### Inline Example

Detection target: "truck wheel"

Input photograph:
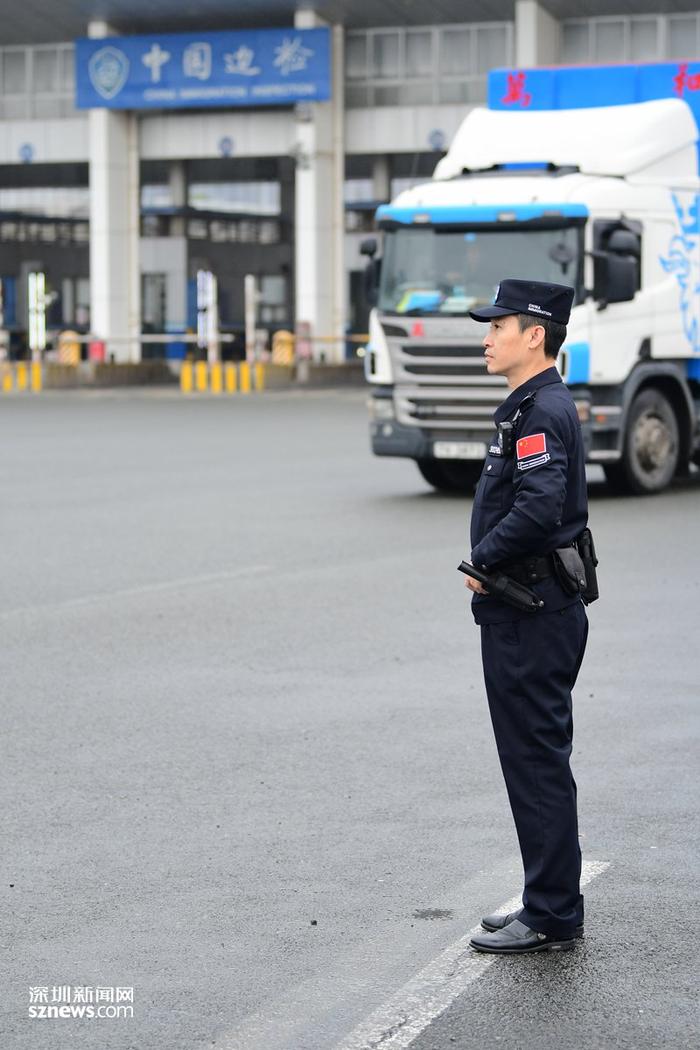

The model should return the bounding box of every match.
[604,389,679,494]
[416,459,482,493]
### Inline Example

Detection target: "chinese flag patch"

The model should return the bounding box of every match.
[516,432,547,460]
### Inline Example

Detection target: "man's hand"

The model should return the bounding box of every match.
[465,575,488,596]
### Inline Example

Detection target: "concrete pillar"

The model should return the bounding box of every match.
[294,10,345,362]
[88,21,141,362]
[372,155,390,202]
[515,1,560,67]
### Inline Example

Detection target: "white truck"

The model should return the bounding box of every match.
[362,94,700,494]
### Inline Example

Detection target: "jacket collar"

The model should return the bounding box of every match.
[494,366,562,423]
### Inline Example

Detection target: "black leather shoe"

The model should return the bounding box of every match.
[481,908,584,938]
[470,918,579,954]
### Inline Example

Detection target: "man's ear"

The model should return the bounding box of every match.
[529,324,546,352]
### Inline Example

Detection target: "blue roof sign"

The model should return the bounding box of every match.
[76,28,330,110]
[488,61,700,130]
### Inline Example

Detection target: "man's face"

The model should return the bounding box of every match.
[482,314,543,379]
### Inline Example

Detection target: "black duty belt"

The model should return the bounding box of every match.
[498,555,555,585]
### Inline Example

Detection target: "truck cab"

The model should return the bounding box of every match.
[364,88,700,494]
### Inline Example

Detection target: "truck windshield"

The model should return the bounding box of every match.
[378,225,582,315]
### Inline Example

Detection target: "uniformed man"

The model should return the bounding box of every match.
[465,278,589,954]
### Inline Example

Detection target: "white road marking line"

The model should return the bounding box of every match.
[334,860,610,1050]
[0,564,273,619]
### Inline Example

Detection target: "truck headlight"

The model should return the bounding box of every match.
[574,399,591,423]
[368,397,395,421]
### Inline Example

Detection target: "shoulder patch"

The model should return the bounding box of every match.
[516,452,551,471]
[516,432,547,460]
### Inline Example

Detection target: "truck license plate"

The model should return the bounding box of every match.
[433,441,486,460]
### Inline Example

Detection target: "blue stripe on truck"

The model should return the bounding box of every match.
[375,203,588,225]
[564,342,590,384]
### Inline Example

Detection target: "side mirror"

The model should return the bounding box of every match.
[593,252,638,309]
[364,257,381,306]
[360,237,378,258]
[607,228,640,256]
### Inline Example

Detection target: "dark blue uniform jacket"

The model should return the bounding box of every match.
[469,366,588,624]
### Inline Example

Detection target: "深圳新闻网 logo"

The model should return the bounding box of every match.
[88,46,129,100]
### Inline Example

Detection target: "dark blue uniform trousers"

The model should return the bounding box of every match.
[480,601,588,938]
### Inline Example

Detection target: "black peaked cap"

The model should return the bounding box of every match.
[469,278,574,326]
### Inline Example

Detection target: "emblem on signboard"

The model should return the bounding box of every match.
[88,46,129,100]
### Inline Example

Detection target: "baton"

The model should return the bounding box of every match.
[457,560,545,613]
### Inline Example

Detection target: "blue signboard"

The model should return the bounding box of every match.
[488,61,700,132]
[75,28,331,110]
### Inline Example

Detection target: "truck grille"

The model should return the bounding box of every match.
[400,344,484,358]
[403,364,483,376]
[388,337,507,430]
[395,385,505,430]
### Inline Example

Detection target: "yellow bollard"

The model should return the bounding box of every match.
[2,367,12,394]
[195,361,208,393]
[57,331,81,365]
[180,361,193,394]
[210,362,223,394]
[16,363,28,391]
[239,362,251,394]
[224,362,237,394]
[271,329,294,365]
[30,361,42,392]
[254,363,265,392]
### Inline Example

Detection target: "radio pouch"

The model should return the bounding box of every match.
[576,527,600,605]
[552,545,587,597]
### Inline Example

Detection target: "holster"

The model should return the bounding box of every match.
[576,527,600,605]
[552,545,588,597]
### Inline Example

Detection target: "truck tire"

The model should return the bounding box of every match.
[417,458,482,493]
[604,388,679,494]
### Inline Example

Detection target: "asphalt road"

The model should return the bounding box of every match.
[1,388,698,1050]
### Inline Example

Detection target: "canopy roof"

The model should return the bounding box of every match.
[8,2,700,46]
